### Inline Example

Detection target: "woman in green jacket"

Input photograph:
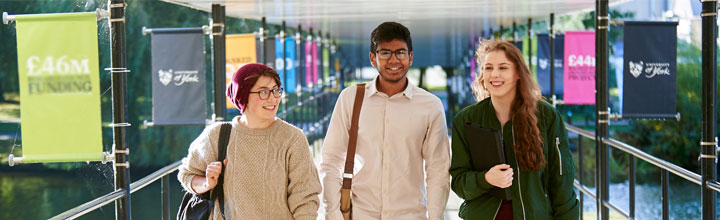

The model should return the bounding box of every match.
[450,40,579,220]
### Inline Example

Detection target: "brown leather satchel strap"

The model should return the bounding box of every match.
[342,83,365,190]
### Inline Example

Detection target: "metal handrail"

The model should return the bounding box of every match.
[602,137,702,186]
[130,160,183,194]
[565,124,595,140]
[50,189,126,220]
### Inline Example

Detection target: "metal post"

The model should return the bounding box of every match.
[282,21,287,115]
[701,1,718,220]
[512,21,517,44]
[661,169,669,220]
[161,175,169,220]
[261,17,266,65]
[499,25,504,40]
[595,1,610,219]
[629,156,635,219]
[211,4,226,120]
[528,18,533,73]
[109,0,131,219]
[578,136,584,214]
[549,13,555,105]
[296,24,302,127]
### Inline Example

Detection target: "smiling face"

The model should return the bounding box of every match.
[482,50,520,101]
[370,39,413,83]
[244,75,281,123]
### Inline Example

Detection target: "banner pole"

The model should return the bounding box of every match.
[528,18,533,74]
[211,4,226,121]
[595,0,610,219]
[549,13,555,106]
[701,0,717,219]
[108,0,131,219]
[282,21,288,115]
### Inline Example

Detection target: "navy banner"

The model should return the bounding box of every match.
[537,34,564,95]
[512,40,523,51]
[151,28,207,125]
[622,21,677,118]
[264,38,276,69]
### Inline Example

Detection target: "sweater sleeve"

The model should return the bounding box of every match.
[177,124,219,194]
[286,132,322,220]
[547,110,580,220]
[449,114,495,201]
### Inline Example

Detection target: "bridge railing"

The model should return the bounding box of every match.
[567,123,720,220]
[49,88,339,220]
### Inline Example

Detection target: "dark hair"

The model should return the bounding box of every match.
[369,22,412,53]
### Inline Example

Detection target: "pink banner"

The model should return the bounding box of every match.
[312,41,319,84]
[563,31,596,105]
[305,41,312,85]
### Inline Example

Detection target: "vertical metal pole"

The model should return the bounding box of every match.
[549,13,556,106]
[296,24,302,127]
[499,25,504,40]
[161,175,169,220]
[595,1,610,219]
[661,169,669,220]
[528,18,533,73]
[701,1,718,220]
[512,21,517,44]
[109,1,130,219]
[578,136,584,215]
[629,156,635,219]
[282,21,287,115]
[261,17,267,65]
[328,32,332,89]
[211,4,226,120]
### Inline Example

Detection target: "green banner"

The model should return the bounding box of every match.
[15,12,103,163]
[323,48,330,85]
[522,36,538,82]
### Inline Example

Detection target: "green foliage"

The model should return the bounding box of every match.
[0,0,292,169]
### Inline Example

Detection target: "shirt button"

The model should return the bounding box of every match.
[383,189,387,193]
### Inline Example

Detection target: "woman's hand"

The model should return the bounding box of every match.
[485,164,513,188]
[191,159,228,194]
[204,159,228,189]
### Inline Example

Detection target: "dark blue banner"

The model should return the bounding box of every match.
[536,34,564,95]
[512,40,523,51]
[622,21,677,118]
[151,29,206,125]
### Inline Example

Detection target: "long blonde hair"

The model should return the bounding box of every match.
[473,40,546,171]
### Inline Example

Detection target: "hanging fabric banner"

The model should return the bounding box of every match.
[15,12,102,163]
[226,34,257,109]
[622,21,677,118]
[264,38,276,70]
[522,36,538,81]
[536,34,565,95]
[312,41,319,84]
[305,40,313,85]
[323,47,330,85]
[151,28,207,124]
[283,37,297,93]
[563,31,596,105]
[512,40,523,52]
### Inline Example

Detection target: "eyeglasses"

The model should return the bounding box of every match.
[375,49,409,60]
[249,87,284,100]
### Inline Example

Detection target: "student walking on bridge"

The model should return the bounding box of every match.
[320,21,451,220]
[178,64,322,220]
[450,40,579,220]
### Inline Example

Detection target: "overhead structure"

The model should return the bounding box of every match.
[162,0,629,67]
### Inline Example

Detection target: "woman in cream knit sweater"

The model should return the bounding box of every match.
[178,64,321,220]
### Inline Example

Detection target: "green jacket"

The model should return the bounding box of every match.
[450,98,579,220]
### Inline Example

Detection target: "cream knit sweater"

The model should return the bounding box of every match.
[178,117,321,220]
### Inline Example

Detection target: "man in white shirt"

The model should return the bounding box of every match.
[320,21,450,220]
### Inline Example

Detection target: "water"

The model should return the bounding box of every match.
[0,164,185,220]
[2,166,719,219]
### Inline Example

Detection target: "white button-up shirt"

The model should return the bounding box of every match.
[321,77,451,220]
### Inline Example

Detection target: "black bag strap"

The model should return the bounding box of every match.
[211,122,232,219]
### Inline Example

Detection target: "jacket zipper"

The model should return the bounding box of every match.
[556,137,563,175]
[511,126,527,220]
[492,200,502,219]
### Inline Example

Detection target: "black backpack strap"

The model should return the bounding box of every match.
[211,122,232,219]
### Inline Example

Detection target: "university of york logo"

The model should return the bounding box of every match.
[539,58,549,70]
[629,61,643,78]
[158,69,173,86]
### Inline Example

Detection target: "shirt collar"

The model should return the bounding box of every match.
[367,75,415,100]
